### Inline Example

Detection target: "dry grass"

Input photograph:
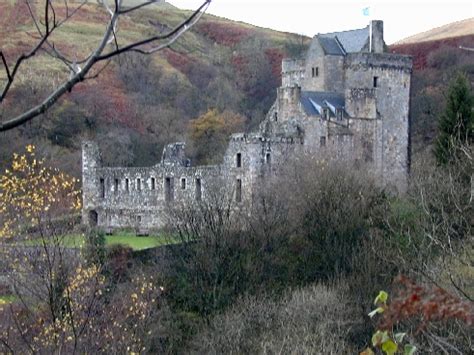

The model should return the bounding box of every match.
[396,18,474,44]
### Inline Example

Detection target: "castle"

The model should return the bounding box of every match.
[82,20,412,231]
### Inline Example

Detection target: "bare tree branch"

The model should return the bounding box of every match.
[0,0,212,132]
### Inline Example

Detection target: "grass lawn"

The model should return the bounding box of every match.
[0,295,15,305]
[25,232,178,251]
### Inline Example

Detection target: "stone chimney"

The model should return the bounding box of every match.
[370,20,385,53]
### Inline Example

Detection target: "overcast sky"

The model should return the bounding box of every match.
[168,0,473,44]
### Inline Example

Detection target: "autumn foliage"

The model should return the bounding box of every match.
[197,21,252,46]
[0,147,161,353]
[0,145,81,239]
[188,109,245,164]
[379,276,474,332]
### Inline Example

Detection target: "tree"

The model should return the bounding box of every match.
[0,146,161,353]
[434,73,474,165]
[188,109,245,165]
[0,0,211,132]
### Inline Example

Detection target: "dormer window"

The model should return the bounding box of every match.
[311,67,319,77]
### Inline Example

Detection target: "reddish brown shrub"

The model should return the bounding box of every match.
[379,275,474,332]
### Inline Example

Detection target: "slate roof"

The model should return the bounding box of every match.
[319,26,369,53]
[318,37,345,56]
[300,91,347,118]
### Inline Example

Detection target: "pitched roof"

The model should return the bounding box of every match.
[318,36,345,56]
[319,26,369,53]
[300,91,347,117]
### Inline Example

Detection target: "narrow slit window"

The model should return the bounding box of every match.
[236,179,242,202]
[373,76,378,88]
[151,177,155,190]
[236,153,242,168]
[274,112,278,121]
[195,178,202,201]
[114,178,119,193]
[100,178,105,198]
[165,177,174,202]
[181,178,186,190]
[125,178,129,193]
[137,178,141,191]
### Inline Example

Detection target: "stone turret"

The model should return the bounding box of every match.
[282,59,305,87]
[82,141,101,226]
[277,85,302,122]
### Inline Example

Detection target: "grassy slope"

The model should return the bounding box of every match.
[0,0,308,174]
[395,18,474,44]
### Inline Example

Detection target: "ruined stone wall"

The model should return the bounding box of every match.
[277,86,302,123]
[82,141,224,230]
[282,59,305,87]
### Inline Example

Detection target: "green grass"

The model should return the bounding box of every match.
[25,232,178,251]
[0,295,15,305]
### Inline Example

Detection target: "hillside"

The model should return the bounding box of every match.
[395,18,474,44]
[390,28,474,153]
[0,0,310,175]
[1,2,473,174]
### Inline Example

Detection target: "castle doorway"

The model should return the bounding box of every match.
[89,210,98,227]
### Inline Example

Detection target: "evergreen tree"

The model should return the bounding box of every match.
[434,73,474,164]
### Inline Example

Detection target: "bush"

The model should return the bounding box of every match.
[191,284,362,353]
[83,228,106,266]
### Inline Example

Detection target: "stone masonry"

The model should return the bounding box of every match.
[82,20,413,231]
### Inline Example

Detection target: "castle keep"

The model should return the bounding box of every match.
[82,20,412,231]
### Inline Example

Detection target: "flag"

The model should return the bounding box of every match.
[362,7,370,16]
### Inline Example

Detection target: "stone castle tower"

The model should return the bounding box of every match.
[82,20,412,231]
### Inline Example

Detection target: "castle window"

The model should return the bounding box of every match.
[125,178,129,193]
[151,177,155,190]
[137,178,141,191]
[236,153,242,168]
[195,178,202,201]
[266,153,271,165]
[181,178,186,190]
[322,108,329,119]
[236,179,242,203]
[312,67,319,77]
[114,178,119,193]
[165,177,174,202]
[100,178,105,198]
[274,112,278,122]
[336,109,343,121]
[320,136,326,147]
[373,76,378,88]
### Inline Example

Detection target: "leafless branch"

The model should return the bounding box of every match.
[459,45,474,52]
[0,0,212,132]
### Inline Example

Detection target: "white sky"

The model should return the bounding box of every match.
[168,0,474,44]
